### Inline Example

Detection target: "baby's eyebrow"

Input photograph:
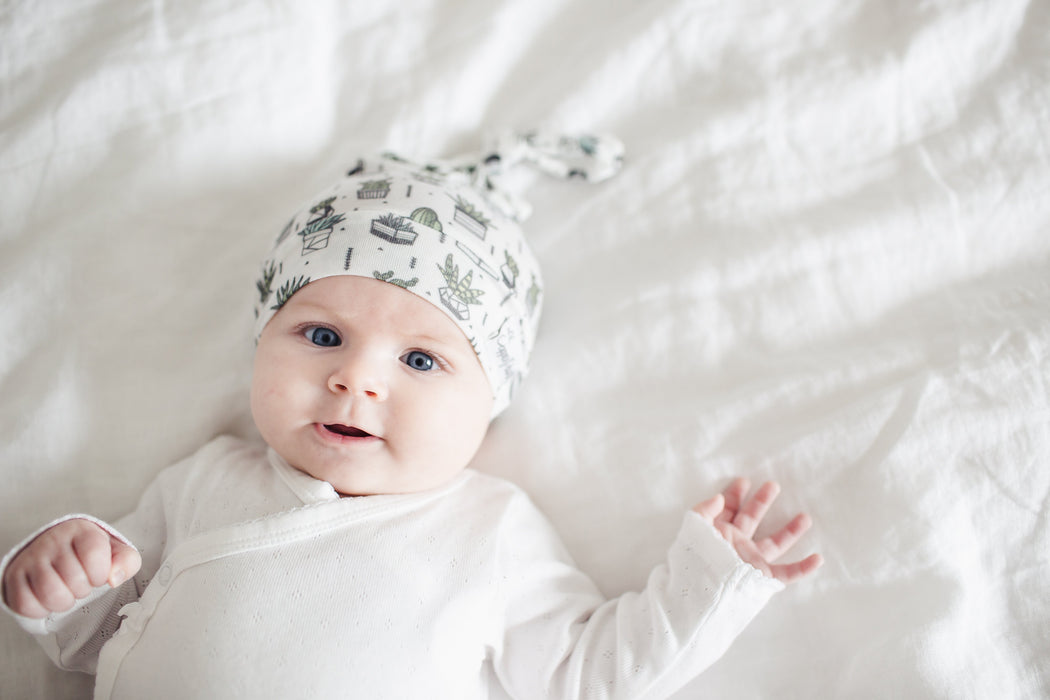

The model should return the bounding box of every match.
[286,299,333,315]
[407,331,460,350]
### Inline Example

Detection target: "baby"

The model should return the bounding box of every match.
[1,132,821,699]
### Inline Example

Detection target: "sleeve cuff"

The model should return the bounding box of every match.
[676,510,785,596]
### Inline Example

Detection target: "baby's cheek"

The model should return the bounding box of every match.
[448,406,492,468]
[249,375,289,434]
[251,353,296,404]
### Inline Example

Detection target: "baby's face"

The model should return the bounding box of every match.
[250,276,494,496]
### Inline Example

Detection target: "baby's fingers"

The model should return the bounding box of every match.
[767,553,824,584]
[3,566,65,619]
[71,525,119,589]
[756,512,812,562]
[108,539,141,588]
[714,478,750,528]
[691,494,725,523]
[73,530,139,588]
[732,481,779,539]
[2,519,140,619]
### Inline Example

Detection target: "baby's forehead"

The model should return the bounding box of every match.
[288,276,471,343]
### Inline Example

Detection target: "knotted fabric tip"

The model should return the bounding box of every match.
[451,129,625,221]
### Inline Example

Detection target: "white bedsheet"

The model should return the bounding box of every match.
[2,1,1048,698]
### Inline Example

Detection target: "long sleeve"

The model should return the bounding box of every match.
[0,440,231,675]
[0,436,313,684]
[0,511,157,674]
[492,507,784,699]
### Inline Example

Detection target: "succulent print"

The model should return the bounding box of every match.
[453,195,491,239]
[256,260,277,304]
[437,254,484,320]
[373,270,419,289]
[501,250,519,289]
[357,179,392,199]
[272,275,310,311]
[370,213,418,244]
[300,197,345,255]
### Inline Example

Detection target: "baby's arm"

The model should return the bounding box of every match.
[0,513,149,673]
[2,518,142,619]
[494,477,822,698]
[0,462,177,673]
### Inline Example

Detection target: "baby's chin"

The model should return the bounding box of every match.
[289,455,473,498]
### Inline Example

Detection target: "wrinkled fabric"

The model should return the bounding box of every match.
[1,1,1048,699]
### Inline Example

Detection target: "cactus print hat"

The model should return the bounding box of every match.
[253,130,624,417]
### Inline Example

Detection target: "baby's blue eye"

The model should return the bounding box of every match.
[306,327,341,347]
[402,350,435,371]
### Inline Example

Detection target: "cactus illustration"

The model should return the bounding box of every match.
[373,270,419,289]
[357,179,392,199]
[437,254,484,320]
[256,260,277,304]
[272,275,310,311]
[409,207,443,232]
[453,195,491,239]
[370,213,418,244]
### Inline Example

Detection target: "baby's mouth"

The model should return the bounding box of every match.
[323,423,373,438]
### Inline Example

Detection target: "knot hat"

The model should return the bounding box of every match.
[254,130,624,417]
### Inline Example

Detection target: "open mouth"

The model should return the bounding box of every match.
[323,424,373,438]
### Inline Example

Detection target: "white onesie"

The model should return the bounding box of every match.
[1,436,782,699]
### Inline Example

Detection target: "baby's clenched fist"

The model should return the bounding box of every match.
[2,518,141,619]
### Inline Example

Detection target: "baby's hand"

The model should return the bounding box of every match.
[693,478,823,584]
[2,518,141,619]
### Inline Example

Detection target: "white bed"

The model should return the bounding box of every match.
[2,1,1048,698]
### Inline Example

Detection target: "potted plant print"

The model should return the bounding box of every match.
[357,179,392,199]
[370,213,418,245]
[300,197,346,254]
[437,254,484,320]
[453,195,490,239]
[500,250,519,289]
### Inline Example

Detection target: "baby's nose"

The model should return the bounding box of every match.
[327,357,388,400]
